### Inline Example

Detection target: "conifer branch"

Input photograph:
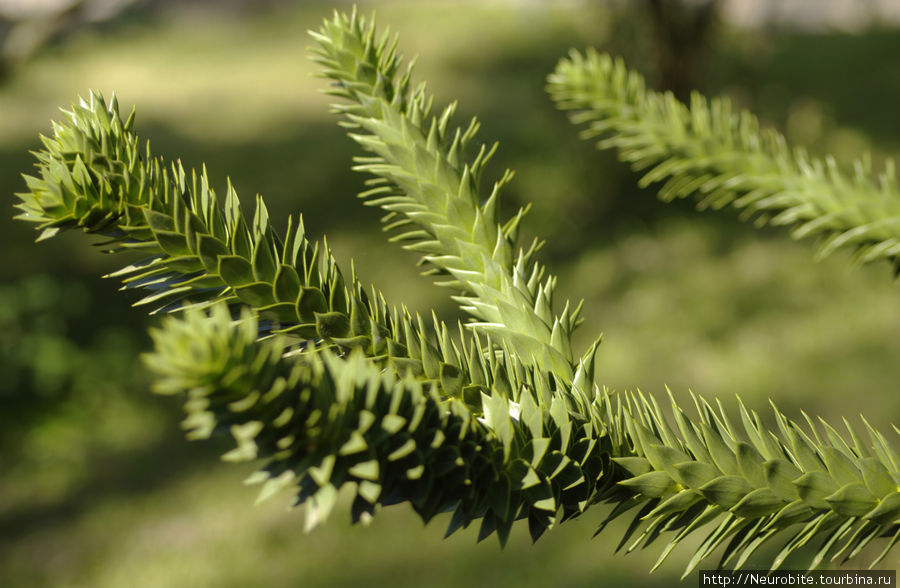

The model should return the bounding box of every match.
[546,48,900,571]
[547,50,900,272]
[10,88,611,545]
[12,93,503,399]
[309,10,587,382]
[601,392,900,576]
[143,304,900,573]
[144,303,610,545]
[10,10,900,577]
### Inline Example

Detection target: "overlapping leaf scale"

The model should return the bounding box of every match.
[548,50,900,271]
[597,391,900,576]
[15,94,143,240]
[309,9,587,382]
[144,304,611,545]
[13,92,508,394]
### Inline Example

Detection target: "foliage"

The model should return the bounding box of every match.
[547,49,900,271]
[12,7,899,578]
[310,13,586,379]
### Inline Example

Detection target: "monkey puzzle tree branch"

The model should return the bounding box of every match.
[548,50,900,273]
[10,8,900,576]
[310,10,590,384]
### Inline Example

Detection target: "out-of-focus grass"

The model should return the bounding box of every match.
[562,219,900,422]
[3,460,678,588]
[2,1,899,585]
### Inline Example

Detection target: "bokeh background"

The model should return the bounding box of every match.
[2,1,899,586]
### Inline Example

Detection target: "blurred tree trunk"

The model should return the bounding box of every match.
[646,0,720,99]
[0,0,138,78]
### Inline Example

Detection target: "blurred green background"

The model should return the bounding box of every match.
[2,1,899,586]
